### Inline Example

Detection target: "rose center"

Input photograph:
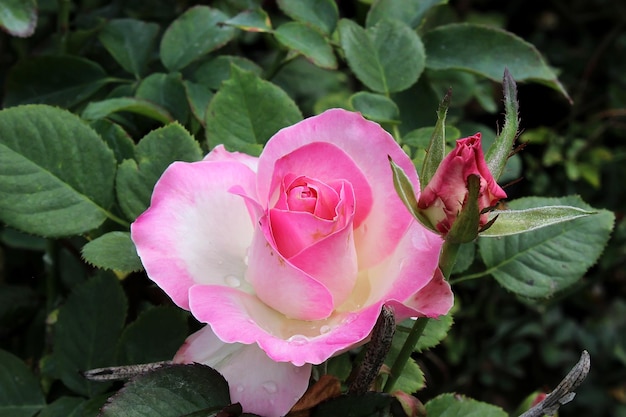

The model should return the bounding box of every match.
[287,184,318,213]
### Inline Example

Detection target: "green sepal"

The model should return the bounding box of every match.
[420,89,451,188]
[480,205,595,237]
[388,157,436,232]
[445,174,481,244]
[486,68,519,181]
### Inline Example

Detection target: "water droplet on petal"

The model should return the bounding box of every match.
[320,325,331,335]
[287,334,309,345]
[224,275,241,287]
[262,381,278,394]
[236,385,245,393]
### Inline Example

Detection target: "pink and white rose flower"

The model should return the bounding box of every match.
[131,109,453,416]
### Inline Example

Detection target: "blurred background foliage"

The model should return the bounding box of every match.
[0,0,624,416]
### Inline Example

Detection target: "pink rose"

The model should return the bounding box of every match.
[418,133,507,235]
[131,109,453,416]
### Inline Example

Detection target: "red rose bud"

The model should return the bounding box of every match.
[418,133,507,237]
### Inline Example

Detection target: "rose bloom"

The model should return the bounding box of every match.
[131,109,453,416]
[418,133,507,235]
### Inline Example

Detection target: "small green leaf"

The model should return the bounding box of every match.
[52,273,127,397]
[223,8,272,32]
[486,68,519,180]
[193,55,263,90]
[420,90,451,188]
[116,123,203,221]
[98,18,160,78]
[366,0,448,29]
[184,81,214,125]
[275,22,337,69]
[0,0,37,37]
[481,205,594,237]
[160,6,235,71]
[339,19,425,94]
[276,0,338,35]
[4,56,110,108]
[82,97,174,124]
[0,105,116,237]
[99,364,231,417]
[136,73,190,124]
[478,196,614,298]
[90,120,135,164]
[0,349,45,417]
[117,307,188,365]
[82,232,143,273]
[205,67,302,155]
[403,312,454,352]
[349,92,399,123]
[423,23,570,101]
[425,393,507,417]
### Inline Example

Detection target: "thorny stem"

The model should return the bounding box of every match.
[518,351,590,417]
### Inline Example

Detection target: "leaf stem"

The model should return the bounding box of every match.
[263,49,290,80]
[103,211,131,228]
[383,317,428,393]
[449,270,490,284]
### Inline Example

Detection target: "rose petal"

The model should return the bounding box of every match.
[400,269,453,318]
[174,326,311,417]
[258,109,420,267]
[188,285,383,366]
[337,220,446,317]
[131,161,257,310]
[246,215,335,320]
[204,144,260,172]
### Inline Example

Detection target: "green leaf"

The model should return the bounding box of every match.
[160,6,236,71]
[478,196,614,298]
[349,92,399,123]
[425,393,507,417]
[82,232,143,273]
[0,349,45,417]
[4,56,110,108]
[420,90,451,188]
[98,18,160,78]
[223,8,272,32]
[205,66,302,155]
[0,105,116,237]
[38,397,85,417]
[184,81,214,125]
[413,312,454,352]
[481,205,594,237]
[117,307,188,365]
[423,23,570,101]
[366,0,448,29]
[275,22,337,69]
[116,123,203,221]
[99,364,231,417]
[90,120,135,164]
[0,0,37,37]
[486,68,519,180]
[193,55,263,90]
[276,0,338,35]
[312,393,393,417]
[52,273,127,397]
[136,72,190,124]
[338,19,425,94]
[82,97,174,124]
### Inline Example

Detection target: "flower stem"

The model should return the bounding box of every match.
[439,240,461,277]
[57,0,71,54]
[383,316,428,393]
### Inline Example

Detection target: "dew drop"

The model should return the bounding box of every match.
[236,385,245,393]
[224,275,241,288]
[320,325,331,335]
[287,334,309,345]
[262,381,278,394]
